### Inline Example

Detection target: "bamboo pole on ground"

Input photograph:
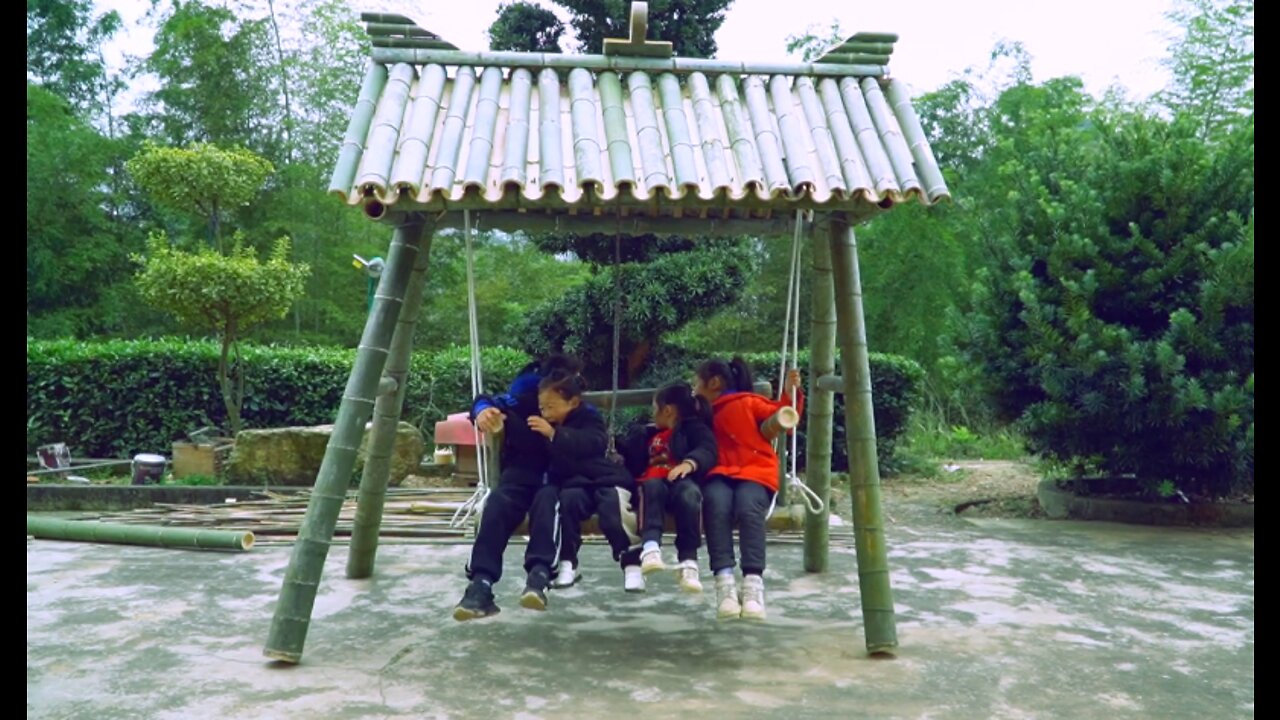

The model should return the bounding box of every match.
[828,211,898,655]
[27,515,253,551]
[346,218,436,579]
[263,215,426,664]
[804,225,837,573]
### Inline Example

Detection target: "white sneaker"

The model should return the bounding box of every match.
[550,560,580,589]
[714,573,741,619]
[677,560,702,593]
[624,564,646,593]
[640,547,666,576]
[741,574,766,621]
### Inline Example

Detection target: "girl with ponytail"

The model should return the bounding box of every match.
[615,381,718,593]
[693,356,803,621]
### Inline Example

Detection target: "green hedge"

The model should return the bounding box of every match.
[27,339,922,475]
[26,339,531,459]
[637,345,925,474]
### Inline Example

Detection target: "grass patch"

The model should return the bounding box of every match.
[902,411,1028,461]
[160,474,223,487]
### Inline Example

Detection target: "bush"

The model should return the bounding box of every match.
[959,108,1254,498]
[26,339,531,459]
[637,344,925,475]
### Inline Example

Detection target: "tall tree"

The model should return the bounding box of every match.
[26,0,120,115]
[520,235,752,388]
[140,1,282,157]
[581,0,733,57]
[957,90,1253,497]
[489,1,565,52]
[26,82,126,337]
[1160,0,1254,141]
[482,0,745,386]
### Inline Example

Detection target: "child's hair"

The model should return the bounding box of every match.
[538,368,588,401]
[695,356,754,393]
[539,353,583,378]
[655,381,712,424]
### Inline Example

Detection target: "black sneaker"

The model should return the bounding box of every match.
[453,580,500,622]
[519,567,550,611]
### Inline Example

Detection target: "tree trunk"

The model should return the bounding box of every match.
[626,337,651,388]
[265,0,296,163]
[211,197,222,253]
[217,316,243,436]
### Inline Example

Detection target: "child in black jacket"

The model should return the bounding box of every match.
[453,354,580,621]
[617,382,717,593]
[534,370,638,597]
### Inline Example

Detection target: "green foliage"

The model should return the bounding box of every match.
[133,233,309,332]
[26,82,135,334]
[404,345,535,433]
[26,340,533,459]
[415,231,591,353]
[637,345,924,475]
[784,19,843,62]
[489,2,565,52]
[958,102,1254,498]
[141,1,282,156]
[26,0,121,117]
[1160,0,1253,141]
[546,0,733,57]
[902,409,1029,461]
[520,239,752,388]
[126,142,274,246]
[132,232,310,433]
[161,473,222,486]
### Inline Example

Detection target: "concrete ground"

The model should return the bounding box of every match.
[27,515,1253,720]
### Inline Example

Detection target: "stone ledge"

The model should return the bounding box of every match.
[26,485,305,512]
[1037,479,1253,528]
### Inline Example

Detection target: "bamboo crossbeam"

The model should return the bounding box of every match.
[368,48,887,78]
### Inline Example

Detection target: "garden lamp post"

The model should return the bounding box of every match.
[352,254,384,313]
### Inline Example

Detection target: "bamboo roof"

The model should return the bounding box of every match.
[330,9,950,228]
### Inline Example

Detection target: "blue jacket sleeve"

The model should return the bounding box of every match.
[470,366,540,420]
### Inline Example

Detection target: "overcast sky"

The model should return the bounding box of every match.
[96,0,1180,106]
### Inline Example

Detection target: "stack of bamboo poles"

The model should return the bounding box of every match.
[79,488,480,545]
[71,488,856,547]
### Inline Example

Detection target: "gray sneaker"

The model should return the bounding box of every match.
[740,574,766,621]
[715,573,741,620]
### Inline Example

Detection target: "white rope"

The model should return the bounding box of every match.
[769,211,825,518]
[606,224,622,461]
[453,209,490,529]
[777,213,803,392]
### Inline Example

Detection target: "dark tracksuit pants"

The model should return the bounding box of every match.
[638,477,703,562]
[558,482,635,568]
[702,474,773,576]
[466,466,560,585]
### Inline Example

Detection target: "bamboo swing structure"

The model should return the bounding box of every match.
[263,3,950,664]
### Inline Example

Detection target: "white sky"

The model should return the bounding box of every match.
[97,0,1179,107]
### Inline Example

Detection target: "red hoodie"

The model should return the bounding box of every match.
[707,388,805,492]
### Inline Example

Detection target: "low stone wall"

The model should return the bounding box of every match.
[1037,479,1253,528]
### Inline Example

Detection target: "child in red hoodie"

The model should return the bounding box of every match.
[694,357,803,621]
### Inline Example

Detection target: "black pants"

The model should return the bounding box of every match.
[702,474,773,576]
[466,466,559,585]
[558,484,635,568]
[638,478,702,562]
